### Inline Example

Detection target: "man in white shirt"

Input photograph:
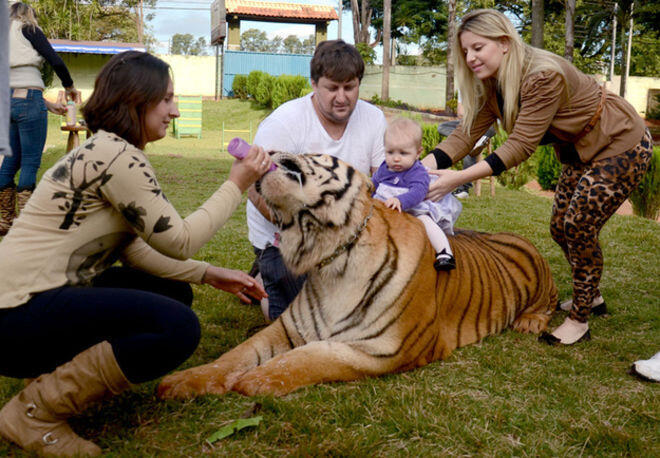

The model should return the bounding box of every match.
[247,39,387,321]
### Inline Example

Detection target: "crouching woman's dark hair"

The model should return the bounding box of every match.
[83,51,171,148]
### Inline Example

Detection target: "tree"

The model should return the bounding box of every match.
[446,0,456,111]
[564,0,576,61]
[32,0,158,47]
[240,28,271,52]
[170,33,208,56]
[283,35,303,54]
[381,0,391,100]
[531,0,544,48]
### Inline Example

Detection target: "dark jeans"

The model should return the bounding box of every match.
[254,245,306,321]
[1,89,48,190]
[0,267,200,384]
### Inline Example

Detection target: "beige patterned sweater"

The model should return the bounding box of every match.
[0,130,242,309]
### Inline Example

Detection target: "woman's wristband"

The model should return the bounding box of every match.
[484,153,507,176]
[430,148,452,169]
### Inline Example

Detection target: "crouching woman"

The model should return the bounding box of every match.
[0,51,271,456]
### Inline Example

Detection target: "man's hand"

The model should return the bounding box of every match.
[384,197,402,212]
[202,265,267,304]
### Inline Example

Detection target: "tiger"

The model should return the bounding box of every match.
[157,153,557,398]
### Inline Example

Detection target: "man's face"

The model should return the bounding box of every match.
[311,76,360,124]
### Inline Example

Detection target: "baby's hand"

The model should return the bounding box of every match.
[385,197,401,212]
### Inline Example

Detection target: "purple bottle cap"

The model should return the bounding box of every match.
[227,137,277,171]
[227,137,250,159]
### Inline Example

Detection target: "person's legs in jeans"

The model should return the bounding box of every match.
[256,245,306,321]
[15,90,47,192]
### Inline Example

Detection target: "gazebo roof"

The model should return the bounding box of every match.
[225,0,338,23]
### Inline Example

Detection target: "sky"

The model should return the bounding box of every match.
[146,0,357,55]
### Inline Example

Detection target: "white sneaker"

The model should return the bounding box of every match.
[559,295,607,315]
[453,191,469,199]
[632,352,660,382]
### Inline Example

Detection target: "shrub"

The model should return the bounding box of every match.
[421,123,441,158]
[355,43,376,65]
[255,74,275,108]
[647,94,660,120]
[536,144,562,190]
[491,126,537,189]
[246,70,265,99]
[630,147,660,220]
[271,75,311,109]
[232,75,248,99]
[299,86,312,97]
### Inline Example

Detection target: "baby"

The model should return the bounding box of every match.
[372,118,462,271]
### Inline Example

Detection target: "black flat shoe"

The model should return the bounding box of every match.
[591,302,608,316]
[538,329,591,346]
[434,254,456,271]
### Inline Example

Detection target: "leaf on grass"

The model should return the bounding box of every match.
[206,416,263,444]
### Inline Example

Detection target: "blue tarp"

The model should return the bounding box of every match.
[50,43,146,55]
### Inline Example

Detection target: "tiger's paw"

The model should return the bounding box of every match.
[512,312,551,334]
[157,368,227,399]
[233,369,294,397]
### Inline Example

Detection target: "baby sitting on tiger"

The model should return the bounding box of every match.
[372,118,462,271]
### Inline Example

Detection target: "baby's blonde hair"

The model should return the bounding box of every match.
[385,117,423,150]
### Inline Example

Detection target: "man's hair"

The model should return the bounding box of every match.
[310,40,365,83]
[83,51,171,148]
[385,117,423,150]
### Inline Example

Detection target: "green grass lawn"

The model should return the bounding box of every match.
[1,100,659,456]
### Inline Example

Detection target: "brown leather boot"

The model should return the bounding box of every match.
[0,341,131,456]
[16,188,33,214]
[0,185,16,236]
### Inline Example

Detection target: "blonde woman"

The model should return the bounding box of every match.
[422,9,651,345]
[0,2,81,235]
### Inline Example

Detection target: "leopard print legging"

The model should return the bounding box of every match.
[550,129,653,323]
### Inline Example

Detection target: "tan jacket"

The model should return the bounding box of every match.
[439,58,646,168]
[0,131,242,309]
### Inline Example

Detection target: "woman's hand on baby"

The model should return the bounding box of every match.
[228,145,272,192]
[385,197,402,212]
[426,169,463,201]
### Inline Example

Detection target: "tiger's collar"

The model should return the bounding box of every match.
[316,205,374,269]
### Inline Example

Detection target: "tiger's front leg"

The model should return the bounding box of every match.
[157,320,293,399]
[232,341,389,396]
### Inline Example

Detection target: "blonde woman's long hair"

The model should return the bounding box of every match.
[454,9,567,134]
[9,2,40,31]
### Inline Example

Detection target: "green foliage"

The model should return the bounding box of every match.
[355,43,376,65]
[31,0,157,45]
[396,54,418,66]
[421,123,441,157]
[446,96,458,113]
[246,71,265,99]
[170,33,208,56]
[647,94,660,120]
[491,126,538,190]
[231,75,248,100]
[40,62,54,89]
[630,147,660,220]
[255,74,275,108]
[271,75,311,109]
[536,144,562,191]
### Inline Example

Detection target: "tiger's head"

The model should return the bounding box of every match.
[256,153,374,275]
